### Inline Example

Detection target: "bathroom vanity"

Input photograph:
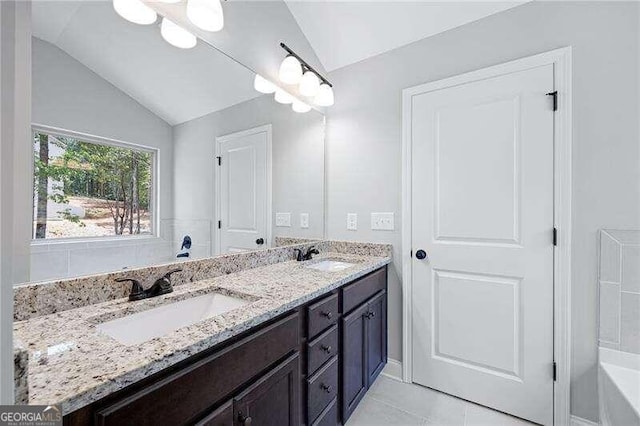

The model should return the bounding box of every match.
[14,241,391,426]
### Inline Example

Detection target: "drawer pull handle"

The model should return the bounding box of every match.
[365,311,375,319]
[238,412,252,425]
[320,383,332,393]
[320,344,332,354]
[320,311,333,319]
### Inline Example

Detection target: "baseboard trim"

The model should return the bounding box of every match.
[571,415,599,426]
[382,358,402,381]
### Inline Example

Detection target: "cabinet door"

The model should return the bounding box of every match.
[195,400,233,426]
[233,353,300,426]
[341,302,369,421]
[366,291,387,386]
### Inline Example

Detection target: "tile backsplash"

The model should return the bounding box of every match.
[599,229,640,354]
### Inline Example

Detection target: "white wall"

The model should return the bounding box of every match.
[173,94,325,255]
[325,1,640,422]
[0,0,31,402]
[29,38,175,282]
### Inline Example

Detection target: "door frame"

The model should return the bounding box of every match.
[214,124,272,255]
[401,47,572,425]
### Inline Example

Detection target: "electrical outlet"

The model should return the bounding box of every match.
[371,212,394,231]
[275,212,291,227]
[347,213,358,231]
[300,213,309,229]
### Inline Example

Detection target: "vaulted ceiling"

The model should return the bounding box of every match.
[286,1,528,72]
[32,0,260,126]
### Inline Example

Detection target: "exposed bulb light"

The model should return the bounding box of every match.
[274,89,294,104]
[299,71,320,97]
[187,0,224,32]
[161,18,197,49]
[113,0,157,25]
[279,55,302,85]
[254,75,277,94]
[314,83,334,107]
[292,100,311,113]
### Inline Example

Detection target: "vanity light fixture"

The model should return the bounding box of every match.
[279,55,303,85]
[279,43,333,106]
[187,0,224,32]
[315,83,334,107]
[161,18,197,49]
[113,0,157,25]
[292,100,312,113]
[254,74,277,94]
[274,89,294,104]
[299,70,320,97]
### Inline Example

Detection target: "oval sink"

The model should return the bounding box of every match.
[306,260,355,272]
[96,293,249,346]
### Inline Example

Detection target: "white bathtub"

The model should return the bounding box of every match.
[599,348,640,426]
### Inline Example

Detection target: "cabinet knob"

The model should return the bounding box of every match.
[238,412,252,425]
[320,383,332,393]
[320,344,332,354]
[320,311,332,319]
[365,311,376,319]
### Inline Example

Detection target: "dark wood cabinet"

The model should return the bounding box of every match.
[64,266,388,426]
[341,287,388,421]
[233,353,300,426]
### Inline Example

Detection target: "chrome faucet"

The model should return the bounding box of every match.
[116,268,182,301]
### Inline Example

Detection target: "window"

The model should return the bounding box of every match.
[32,129,155,240]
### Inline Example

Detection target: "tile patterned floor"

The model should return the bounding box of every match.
[346,375,537,426]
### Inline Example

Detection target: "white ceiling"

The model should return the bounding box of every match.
[286,1,528,72]
[32,0,260,126]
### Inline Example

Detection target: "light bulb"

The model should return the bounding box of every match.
[299,71,320,97]
[314,83,334,107]
[279,55,302,84]
[113,0,157,25]
[161,18,197,49]
[274,89,294,104]
[254,75,277,94]
[187,0,224,32]
[292,100,311,113]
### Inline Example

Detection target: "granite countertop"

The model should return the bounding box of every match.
[14,252,391,415]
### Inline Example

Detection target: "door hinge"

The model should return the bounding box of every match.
[410,250,413,258]
[553,227,558,246]
[218,220,221,229]
[216,156,221,166]
[546,91,558,111]
[553,362,557,381]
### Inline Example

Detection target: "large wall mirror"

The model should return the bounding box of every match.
[29,1,325,282]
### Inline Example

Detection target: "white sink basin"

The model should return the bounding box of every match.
[96,293,249,346]
[306,260,355,272]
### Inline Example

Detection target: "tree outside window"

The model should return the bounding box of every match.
[33,130,154,239]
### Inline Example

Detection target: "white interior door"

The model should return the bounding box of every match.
[217,125,270,253]
[410,64,554,425]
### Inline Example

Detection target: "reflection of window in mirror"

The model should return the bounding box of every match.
[32,127,156,241]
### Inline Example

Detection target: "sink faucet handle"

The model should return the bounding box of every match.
[115,277,145,301]
[163,268,183,279]
[293,248,304,262]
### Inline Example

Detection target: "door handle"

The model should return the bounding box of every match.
[415,249,427,260]
[255,238,264,245]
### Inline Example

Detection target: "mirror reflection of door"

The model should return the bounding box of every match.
[216,125,271,254]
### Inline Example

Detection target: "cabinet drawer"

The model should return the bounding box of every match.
[195,400,233,426]
[307,293,338,338]
[342,268,386,314]
[307,356,338,423]
[311,397,337,426]
[307,325,338,375]
[94,313,299,426]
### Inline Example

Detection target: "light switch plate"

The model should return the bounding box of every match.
[276,212,291,227]
[371,212,394,231]
[347,213,358,231]
[300,213,309,229]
